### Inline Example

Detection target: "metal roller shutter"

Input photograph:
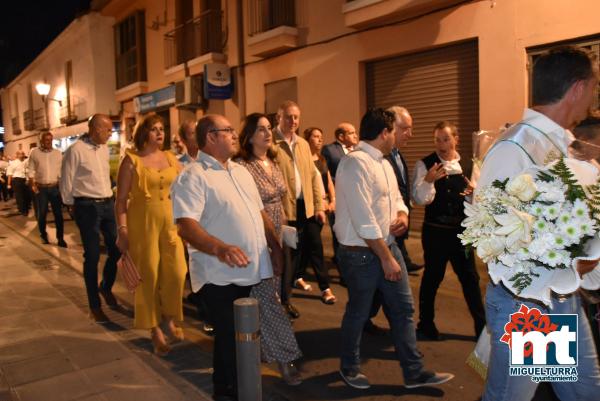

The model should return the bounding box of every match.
[366,40,479,232]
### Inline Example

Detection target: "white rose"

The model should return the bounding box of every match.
[506,174,537,202]
[476,236,505,262]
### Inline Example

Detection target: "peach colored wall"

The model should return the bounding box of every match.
[243,0,600,141]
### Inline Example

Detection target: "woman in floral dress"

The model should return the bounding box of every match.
[236,112,303,385]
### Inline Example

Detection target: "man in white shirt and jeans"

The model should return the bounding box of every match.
[28,131,66,247]
[60,114,120,323]
[7,150,32,216]
[335,108,453,390]
[172,114,282,401]
[478,46,600,401]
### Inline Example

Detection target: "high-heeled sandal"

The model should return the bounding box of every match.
[151,329,171,356]
[277,361,302,386]
[167,325,185,343]
[321,288,336,305]
[294,278,312,292]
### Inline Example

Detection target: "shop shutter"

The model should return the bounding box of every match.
[366,40,479,232]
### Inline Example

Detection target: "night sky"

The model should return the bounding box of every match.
[0,0,92,88]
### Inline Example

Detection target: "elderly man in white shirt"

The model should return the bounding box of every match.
[28,131,66,247]
[172,114,283,401]
[7,150,32,216]
[60,114,120,324]
[334,108,453,391]
[478,47,600,401]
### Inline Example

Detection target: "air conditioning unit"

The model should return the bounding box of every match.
[175,75,203,108]
[60,114,78,125]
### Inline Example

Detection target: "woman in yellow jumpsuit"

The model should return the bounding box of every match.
[115,114,186,355]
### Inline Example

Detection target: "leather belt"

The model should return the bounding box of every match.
[37,182,58,188]
[339,244,392,252]
[74,196,113,203]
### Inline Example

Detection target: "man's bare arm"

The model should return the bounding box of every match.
[177,217,250,267]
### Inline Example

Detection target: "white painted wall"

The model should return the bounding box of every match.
[0,12,118,155]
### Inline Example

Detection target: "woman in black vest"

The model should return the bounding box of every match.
[412,121,485,340]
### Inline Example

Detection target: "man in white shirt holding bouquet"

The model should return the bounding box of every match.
[478,46,600,400]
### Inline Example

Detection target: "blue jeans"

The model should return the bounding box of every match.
[339,243,423,380]
[73,198,120,309]
[35,185,64,240]
[483,283,600,401]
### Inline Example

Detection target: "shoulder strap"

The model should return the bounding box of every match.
[516,122,565,157]
[485,139,536,164]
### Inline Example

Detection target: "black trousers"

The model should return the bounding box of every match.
[295,216,331,291]
[419,223,486,334]
[280,198,307,304]
[200,283,252,398]
[0,174,9,201]
[35,186,64,240]
[73,198,120,309]
[12,177,31,214]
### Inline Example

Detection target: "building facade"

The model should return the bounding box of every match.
[93,0,600,229]
[0,12,119,156]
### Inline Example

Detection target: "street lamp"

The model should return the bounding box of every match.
[35,83,62,129]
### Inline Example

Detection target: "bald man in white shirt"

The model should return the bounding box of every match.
[60,114,120,323]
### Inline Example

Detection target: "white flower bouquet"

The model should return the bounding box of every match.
[460,158,600,299]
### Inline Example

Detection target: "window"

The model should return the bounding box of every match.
[164,0,223,69]
[527,36,600,110]
[264,77,297,125]
[248,0,296,36]
[115,11,147,89]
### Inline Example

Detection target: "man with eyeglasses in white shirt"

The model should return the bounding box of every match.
[28,131,66,247]
[60,114,120,323]
[172,114,283,401]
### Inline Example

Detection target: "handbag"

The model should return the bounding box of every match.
[466,325,491,380]
[117,252,142,293]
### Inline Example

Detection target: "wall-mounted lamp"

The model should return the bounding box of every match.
[35,83,62,106]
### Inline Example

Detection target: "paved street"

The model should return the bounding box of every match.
[0,199,556,401]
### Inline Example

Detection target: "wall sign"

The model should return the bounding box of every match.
[204,63,233,100]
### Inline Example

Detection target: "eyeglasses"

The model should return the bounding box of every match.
[209,127,236,134]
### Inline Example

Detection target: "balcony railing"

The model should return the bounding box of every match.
[248,0,296,36]
[23,109,35,131]
[116,47,141,89]
[11,117,21,135]
[164,9,224,70]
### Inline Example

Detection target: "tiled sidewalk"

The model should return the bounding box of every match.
[0,214,213,401]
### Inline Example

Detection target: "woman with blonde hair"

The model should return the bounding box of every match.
[115,114,187,355]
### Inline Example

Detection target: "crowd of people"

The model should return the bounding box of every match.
[2,45,600,401]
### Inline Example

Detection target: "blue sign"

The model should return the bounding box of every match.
[134,85,176,113]
[204,63,233,100]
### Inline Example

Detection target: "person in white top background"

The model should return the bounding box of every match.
[411,121,485,341]
[478,46,600,401]
[335,107,454,391]
[28,131,66,247]
[7,150,32,216]
[0,155,10,202]
[60,114,120,324]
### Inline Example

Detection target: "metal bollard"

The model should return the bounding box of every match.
[234,297,261,401]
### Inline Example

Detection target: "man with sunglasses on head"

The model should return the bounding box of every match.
[272,100,326,319]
